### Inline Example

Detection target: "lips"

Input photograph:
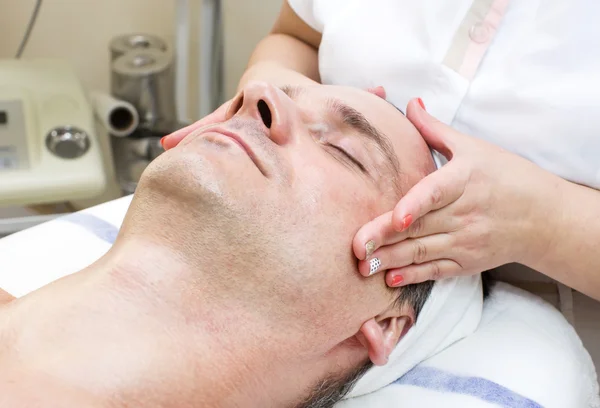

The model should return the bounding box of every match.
[198,127,267,176]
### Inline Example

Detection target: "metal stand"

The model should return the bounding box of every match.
[175,0,223,122]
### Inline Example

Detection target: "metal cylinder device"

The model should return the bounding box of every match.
[109,34,168,62]
[90,92,139,137]
[111,48,176,134]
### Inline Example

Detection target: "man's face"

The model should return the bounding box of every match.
[140,82,433,345]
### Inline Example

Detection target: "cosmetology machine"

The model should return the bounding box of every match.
[0,0,224,235]
[106,33,182,194]
[0,59,107,207]
[0,33,183,235]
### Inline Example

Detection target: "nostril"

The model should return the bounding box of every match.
[257,99,272,128]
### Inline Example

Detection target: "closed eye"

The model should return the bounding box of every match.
[326,143,367,173]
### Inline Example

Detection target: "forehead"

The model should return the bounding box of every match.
[299,84,402,120]
[320,85,403,122]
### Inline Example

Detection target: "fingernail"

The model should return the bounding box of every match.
[401,214,413,231]
[417,98,426,111]
[160,137,166,149]
[365,240,376,258]
[369,258,382,275]
[390,275,404,287]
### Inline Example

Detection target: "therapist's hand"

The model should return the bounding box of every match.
[161,100,232,150]
[0,288,14,305]
[353,98,558,287]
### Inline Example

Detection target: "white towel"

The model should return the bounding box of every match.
[0,195,133,297]
[337,282,600,407]
[346,274,484,398]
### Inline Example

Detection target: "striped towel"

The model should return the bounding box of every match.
[336,283,600,408]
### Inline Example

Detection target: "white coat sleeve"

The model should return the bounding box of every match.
[286,0,325,33]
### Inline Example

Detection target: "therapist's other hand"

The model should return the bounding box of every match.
[161,100,232,150]
[0,288,15,305]
[353,98,556,287]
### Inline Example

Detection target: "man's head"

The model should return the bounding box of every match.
[120,81,435,406]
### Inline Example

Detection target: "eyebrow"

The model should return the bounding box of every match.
[280,85,401,185]
[326,98,401,176]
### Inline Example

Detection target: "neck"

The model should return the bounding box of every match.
[0,237,339,407]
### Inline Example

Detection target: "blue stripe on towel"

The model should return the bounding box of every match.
[394,366,543,408]
[60,213,119,244]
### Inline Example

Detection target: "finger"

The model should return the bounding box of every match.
[406,98,465,159]
[391,164,467,231]
[386,259,462,287]
[388,208,461,245]
[0,288,14,305]
[353,211,394,260]
[402,208,461,240]
[161,122,205,150]
[354,207,459,262]
[358,234,453,277]
[366,86,387,99]
[161,100,232,150]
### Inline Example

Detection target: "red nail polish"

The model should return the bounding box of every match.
[402,214,413,231]
[160,137,166,149]
[417,98,426,110]
[390,275,404,287]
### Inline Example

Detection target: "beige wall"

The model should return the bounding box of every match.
[0,0,176,93]
[221,0,281,99]
[0,0,282,119]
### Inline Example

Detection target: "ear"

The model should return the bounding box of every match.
[355,307,414,366]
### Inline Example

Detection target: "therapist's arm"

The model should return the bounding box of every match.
[524,179,600,299]
[0,289,14,305]
[237,0,322,90]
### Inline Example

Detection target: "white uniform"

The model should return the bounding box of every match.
[288,0,600,373]
[289,0,600,190]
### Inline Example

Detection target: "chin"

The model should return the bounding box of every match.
[140,148,270,216]
[137,150,225,204]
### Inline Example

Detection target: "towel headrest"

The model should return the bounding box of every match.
[346,274,484,398]
[345,147,483,398]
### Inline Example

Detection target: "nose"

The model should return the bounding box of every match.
[226,81,293,145]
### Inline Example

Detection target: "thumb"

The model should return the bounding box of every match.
[406,98,462,160]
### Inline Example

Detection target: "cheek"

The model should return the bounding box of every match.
[289,154,372,214]
[279,171,377,282]
[254,151,390,310]
[291,253,385,336]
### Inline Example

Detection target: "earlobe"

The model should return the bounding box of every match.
[358,315,412,366]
